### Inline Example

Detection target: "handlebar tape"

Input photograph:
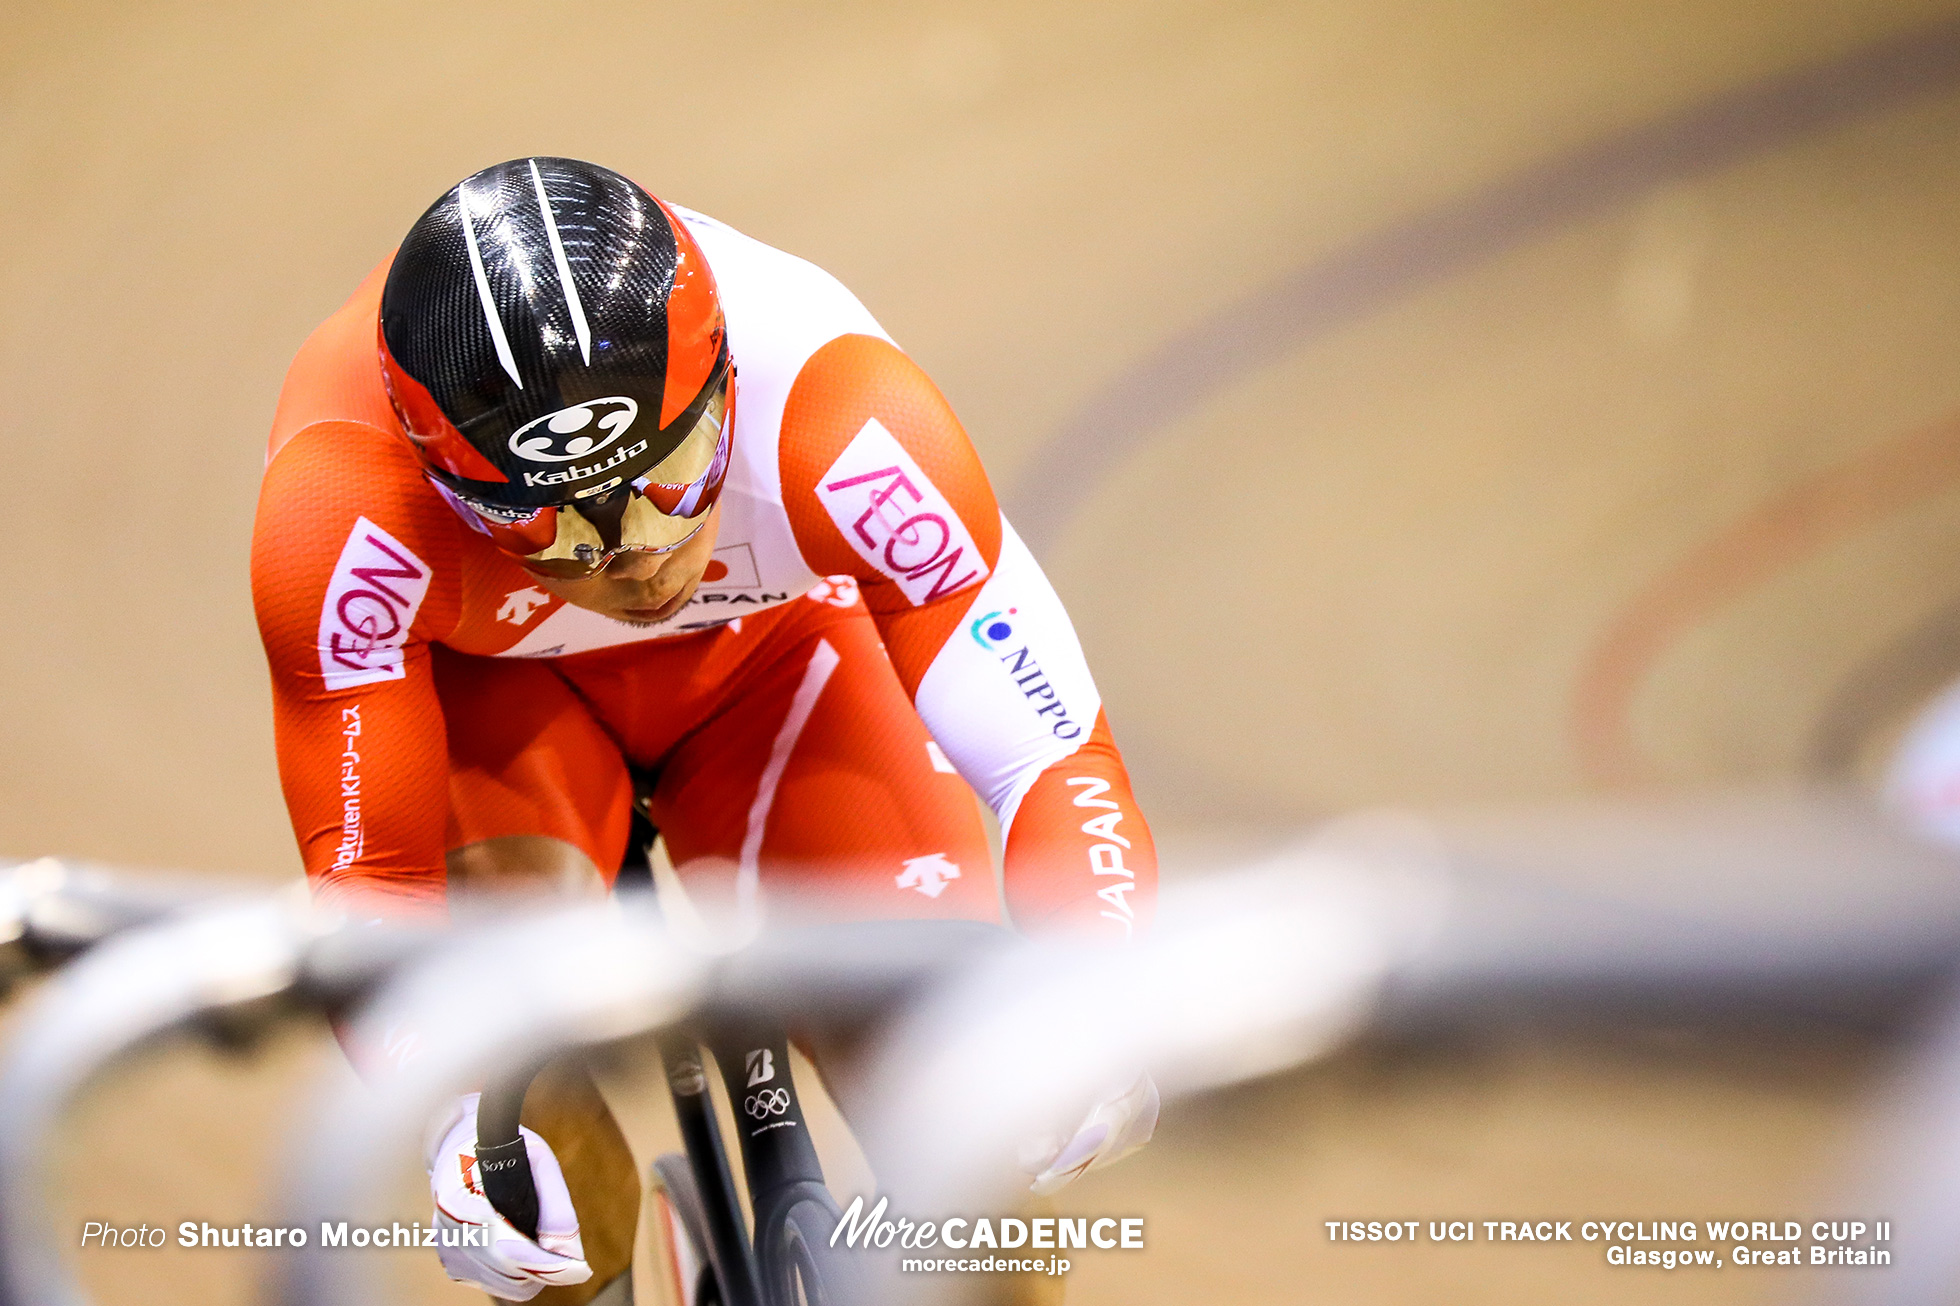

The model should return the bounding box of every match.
[475,1067,542,1243]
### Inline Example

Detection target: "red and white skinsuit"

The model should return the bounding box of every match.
[252,205,1155,940]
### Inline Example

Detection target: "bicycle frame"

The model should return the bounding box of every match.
[656,1024,845,1306]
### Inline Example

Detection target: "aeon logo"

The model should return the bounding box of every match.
[970,608,1018,649]
[508,397,637,463]
[813,418,989,607]
[317,518,432,691]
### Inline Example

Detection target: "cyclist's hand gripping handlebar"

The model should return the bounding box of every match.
[425,1092,591,1301]
[1021,1072,1161,1196]
[474,1069,541,1241]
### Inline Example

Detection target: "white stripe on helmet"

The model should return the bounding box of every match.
[455,183,524,389]
[529,159,592,366]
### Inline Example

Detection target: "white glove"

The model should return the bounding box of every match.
[426,1093,593,1301]
[1019,1074,1160,1196]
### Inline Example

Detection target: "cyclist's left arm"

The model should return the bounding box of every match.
[780,333,1155,942]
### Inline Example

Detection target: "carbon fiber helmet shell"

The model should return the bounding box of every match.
[378,157,730,510]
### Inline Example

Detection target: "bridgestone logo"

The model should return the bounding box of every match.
[317,518,432,691]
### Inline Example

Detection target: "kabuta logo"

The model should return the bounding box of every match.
[508,397,637,462]
[520,436,648,488]
[378,1020,421,1073]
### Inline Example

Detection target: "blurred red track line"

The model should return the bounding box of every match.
[1571,414,1960,787]
[1010,14,1960,551]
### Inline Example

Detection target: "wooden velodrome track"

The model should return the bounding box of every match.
[9,1,1960,1301]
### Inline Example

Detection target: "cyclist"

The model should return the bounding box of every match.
[252,157,1158,1304]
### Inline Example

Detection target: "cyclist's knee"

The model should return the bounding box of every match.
[524,1061,642,1301]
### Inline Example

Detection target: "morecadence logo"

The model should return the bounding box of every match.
[830,1195,1144,1266]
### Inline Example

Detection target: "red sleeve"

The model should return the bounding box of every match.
[775,333,1156,941]
[776,333,1001,696]
[251,421,463,916]
[1000,714,1158,941]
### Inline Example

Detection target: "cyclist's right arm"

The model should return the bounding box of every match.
[251,421,463,917]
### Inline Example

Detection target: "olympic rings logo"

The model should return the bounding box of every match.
[745,1088,790,1119]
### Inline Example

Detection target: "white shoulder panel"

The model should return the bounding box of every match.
[680,205,886,611]
[671,205,894,501]
[913,517,1103,831]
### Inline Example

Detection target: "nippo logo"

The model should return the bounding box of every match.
[970,608,1017,649]
[508,396,638,463]
[317,517,432,691]
[964,600,1084,743]
[814,418,989,606]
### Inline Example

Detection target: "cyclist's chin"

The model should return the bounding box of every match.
[532,563,703,626]
[596,580,700,627]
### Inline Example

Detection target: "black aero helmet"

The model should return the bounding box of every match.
[379,157,733,574]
